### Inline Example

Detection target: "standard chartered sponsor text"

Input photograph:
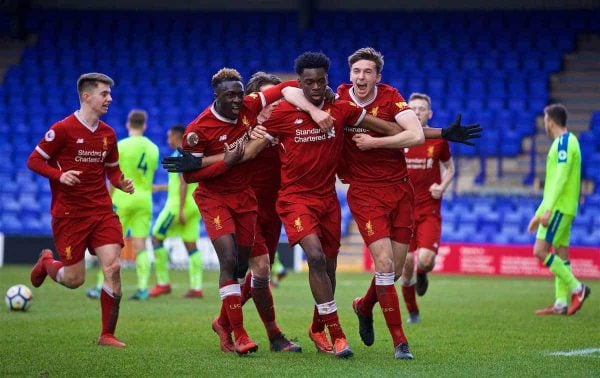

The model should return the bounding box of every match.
[295,128,328,143]
[76,149,103,163]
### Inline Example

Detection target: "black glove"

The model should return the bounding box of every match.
[441,114,482,146]
[161,148,203,172]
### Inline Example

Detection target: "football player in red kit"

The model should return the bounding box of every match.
[28,73,134,348]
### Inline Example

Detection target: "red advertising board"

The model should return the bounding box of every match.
[432,243,600,279]
[362,243,600,279]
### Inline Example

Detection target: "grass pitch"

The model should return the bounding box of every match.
[1,265,598,377]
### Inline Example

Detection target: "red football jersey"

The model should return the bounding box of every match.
[250,144,281,192]
[404,138,451,205]
[262,99,366,198]
[32,113,120,218]
[336,83,412,186]
[183,88,282,194]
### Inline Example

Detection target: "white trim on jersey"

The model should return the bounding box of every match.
[394,108,414,124]
[191,152,204,157]
[104,161,119,167]
[210,104,237,124]
[35,146,50,159]
[258,91,266,108]
[349,85,378,108]
[74,111,99,132]
[353,109,368,127]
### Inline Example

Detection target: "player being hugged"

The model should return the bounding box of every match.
[163,68,298,355]
[27,73,134,348]
[282,48,480,360]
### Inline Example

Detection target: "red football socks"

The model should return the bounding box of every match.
[377,284,407,346]
[321,311,345,342]
[100,287,121,336]
[361,277,378,316]
[401,284,419,314]
[45,259,64,282]
[311,305,325,333]
[240,272,252,306]
[251,283,281,340]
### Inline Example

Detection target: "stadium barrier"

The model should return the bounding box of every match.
[363,242,600,279]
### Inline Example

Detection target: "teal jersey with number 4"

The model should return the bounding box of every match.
[112,135,159,209]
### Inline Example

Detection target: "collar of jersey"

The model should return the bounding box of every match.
[211,104,237,124]
[74,110,99,132]
[349,85,378,108]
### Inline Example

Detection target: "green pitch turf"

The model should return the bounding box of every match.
[1,265,598,377]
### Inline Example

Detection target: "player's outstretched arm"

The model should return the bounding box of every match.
[195,138,269,168]
[437,114,482,145]
[282,87,334,132]
[353,111,424,150]
[162,149,203,172]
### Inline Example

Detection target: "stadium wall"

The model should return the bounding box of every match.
[28,0,600,10]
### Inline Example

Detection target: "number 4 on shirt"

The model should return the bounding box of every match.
[137,152,148,174]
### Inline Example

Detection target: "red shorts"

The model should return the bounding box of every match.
[252,193,282,260]
[51,213,124,266]
[347,179,414,246]
[409,203,441,253]
[277,193,340,258]
[193,187,257,247]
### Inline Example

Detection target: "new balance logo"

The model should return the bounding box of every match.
[382,307,395,313]
[294,118,303,124]
[219,135,227,141]
[76,138,84,144]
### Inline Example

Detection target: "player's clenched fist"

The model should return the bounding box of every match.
[352,133,377,151]
[224,142,244,167]
[117,175,135,194]
[59,170,82,186]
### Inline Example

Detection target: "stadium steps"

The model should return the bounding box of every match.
[529,33,600,185]
[550,33,600,133]
[0,35,35,83]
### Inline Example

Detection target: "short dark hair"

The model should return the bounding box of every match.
[127,109,147,129]
[348,47,384,74]
[211,68,243,90]
[169,124,186,136]
[245,71,282,95]
[544,103,568,127]
[77,72,114,99]
[294,52,330,75]
[409,93,432,109]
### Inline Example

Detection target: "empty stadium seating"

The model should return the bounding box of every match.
[0,9,598,247]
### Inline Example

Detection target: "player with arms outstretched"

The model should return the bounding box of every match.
[27,73,134,348]
[528,103,590,315]
[290,48,478,359]
[251,52,417,358]
[149,125,204,299]
[400,93,455,324]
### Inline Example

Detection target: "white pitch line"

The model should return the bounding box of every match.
[546,348,600,357]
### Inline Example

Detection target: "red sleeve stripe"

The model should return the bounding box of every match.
[35,146,50,159]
